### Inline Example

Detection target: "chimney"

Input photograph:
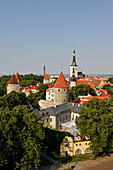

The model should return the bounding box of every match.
[44,66,45,76]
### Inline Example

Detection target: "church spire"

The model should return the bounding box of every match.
[72,49,77,66]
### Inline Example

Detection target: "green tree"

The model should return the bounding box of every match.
[107,77,113,84]
[20,74,43,87]
[69,84,96,102]
[27,92,40,110]
[27,84,48,110]
[102,84,113,95]
[76,98,113,157]
[0,105,45,169]
[0,75,11,96]
[0,91,28,110]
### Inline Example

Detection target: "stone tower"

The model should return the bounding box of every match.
[7,74,20,94]
[70,49,78,78]
[54,72,68,105]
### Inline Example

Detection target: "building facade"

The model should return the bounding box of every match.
[60,136,91,157]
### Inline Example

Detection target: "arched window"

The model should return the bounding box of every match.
[85,148,91,154]
[75,149,82,155]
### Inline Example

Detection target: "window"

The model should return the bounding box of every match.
[64,89,65,91]
[50,125,52,128]
[46,118,48,122]
[75,149,82,155]
[85,148,91,154]
[60,117,62,121]
[50,118,52,122]
[76,144,78,146]
[79,143,81,146]
[66,115,68,119]
[85,143,87,145]
[65,138,68,141]
[58,89,60,91]
[65,144,69,147]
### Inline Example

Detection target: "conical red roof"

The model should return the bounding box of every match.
[44,74,50,80]
[16,72,21,82]
[54,72,68,88]
[7,74,20,85]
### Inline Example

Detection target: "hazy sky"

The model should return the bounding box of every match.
[0,0,113,75]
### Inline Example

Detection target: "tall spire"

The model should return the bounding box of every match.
[72,49,77,66]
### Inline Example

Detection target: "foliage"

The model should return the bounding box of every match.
[0,75,11,96]
[20,73,43,87]
[102,84,113,95]
[76,98,113,157]
[44,128,71,156]
[0,105,45,169]
[0,91,28,110]
[27,84,48,110]
[59,154,92,164]
[108,77,113,84]
[69,84,96,102]
[0,74,43,97]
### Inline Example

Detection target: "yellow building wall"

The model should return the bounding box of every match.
[60,136,91,157]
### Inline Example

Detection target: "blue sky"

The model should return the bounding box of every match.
[0,0,113,75]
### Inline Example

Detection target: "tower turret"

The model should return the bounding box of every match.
[54,72,68,105]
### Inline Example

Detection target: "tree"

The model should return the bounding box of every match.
[108,77,113,84]
[76,98,113,157]
[69,84,96,102]
[27,92,40,110]
[0,75,11,96]
[20,74,43,87]
[102,84,113,95]
[0,105,45,169]
[27,84,48,110]
[0,91,28,110]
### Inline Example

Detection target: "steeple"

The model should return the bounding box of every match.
[72,49,77,66]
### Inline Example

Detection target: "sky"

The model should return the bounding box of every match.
[0,0,113,75]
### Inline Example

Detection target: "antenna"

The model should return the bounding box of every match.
[61,63,63,72]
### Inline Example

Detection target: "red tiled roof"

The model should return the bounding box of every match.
[101,83,113,88]
[16,72,21,82]
[7,74,20,85]
[44,74,50,80]
[26,88,32,93]
[46,89,50,92]
[54,72,68,88]
[30,85,39,90]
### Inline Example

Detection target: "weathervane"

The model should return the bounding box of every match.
[61,63,63,72]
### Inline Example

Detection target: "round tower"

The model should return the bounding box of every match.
[7,74,20,94]
[54,72,68,105]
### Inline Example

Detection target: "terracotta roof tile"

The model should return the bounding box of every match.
[16,72,21,82]
[101,83,113,88]
[44,74,50,80]
[7,74,20,85]
[26,88,32,93]
[54,72,68,88]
